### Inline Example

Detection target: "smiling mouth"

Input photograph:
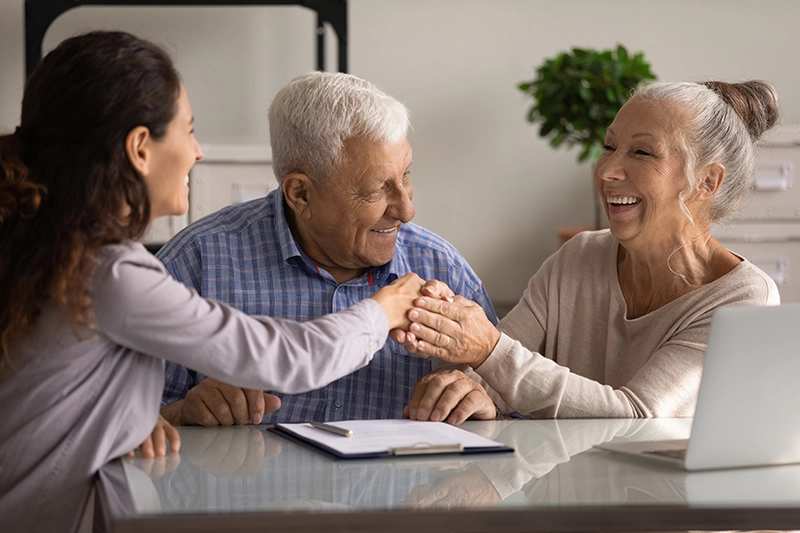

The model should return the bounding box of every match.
[372,227,398,234]
[607,196,641,206]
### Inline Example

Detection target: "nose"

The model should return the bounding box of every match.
[195,139,205,162]
[388,181,415,223]
[595,152,624,183]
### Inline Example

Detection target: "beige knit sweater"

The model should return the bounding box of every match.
[470,230,779,418]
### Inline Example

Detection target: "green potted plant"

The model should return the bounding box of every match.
[518,44,656,231]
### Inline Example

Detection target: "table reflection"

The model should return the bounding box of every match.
[121,418,800,516]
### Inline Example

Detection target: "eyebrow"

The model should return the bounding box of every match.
[605,127,657,140]
[371,163,413,187]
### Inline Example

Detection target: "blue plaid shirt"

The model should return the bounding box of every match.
[158,188,497,422]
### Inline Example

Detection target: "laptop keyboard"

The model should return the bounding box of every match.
[643,448,687,460]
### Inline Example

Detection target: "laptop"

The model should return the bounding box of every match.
[596,303,800,471]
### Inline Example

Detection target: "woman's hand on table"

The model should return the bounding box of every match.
[127,414,180,459]
[124,414,182,479]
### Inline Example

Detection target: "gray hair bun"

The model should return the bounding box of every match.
[701,80,780,141]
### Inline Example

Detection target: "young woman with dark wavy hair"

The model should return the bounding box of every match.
[0,31,425,532]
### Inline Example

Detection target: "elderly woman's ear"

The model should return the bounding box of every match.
[697,162,726,197]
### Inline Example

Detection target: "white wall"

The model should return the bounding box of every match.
[2,0,800,306]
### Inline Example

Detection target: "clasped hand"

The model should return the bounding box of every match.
[390,280,501,368]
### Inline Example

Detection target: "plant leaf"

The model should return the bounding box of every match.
[519,44,657,163]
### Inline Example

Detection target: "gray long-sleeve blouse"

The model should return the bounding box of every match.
[0,241,389,532]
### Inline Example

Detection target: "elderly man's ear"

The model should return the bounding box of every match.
[281,172,314,219]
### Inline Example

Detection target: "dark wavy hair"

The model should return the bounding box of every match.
[0,31,181,370]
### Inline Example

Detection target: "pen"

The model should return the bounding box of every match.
[309,421,353,437]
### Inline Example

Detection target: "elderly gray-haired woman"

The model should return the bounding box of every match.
[395,80,781,424]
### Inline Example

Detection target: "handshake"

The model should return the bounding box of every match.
[372,273,501,370]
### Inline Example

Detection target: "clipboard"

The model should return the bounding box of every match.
[269,419,514,460]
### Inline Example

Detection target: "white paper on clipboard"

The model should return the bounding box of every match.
[273,419,513,458]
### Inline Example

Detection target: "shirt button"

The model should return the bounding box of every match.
[334,399,342,408]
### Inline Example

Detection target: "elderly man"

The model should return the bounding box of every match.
[158,71,497,426]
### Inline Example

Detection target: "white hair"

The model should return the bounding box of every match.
[268,71,410,183]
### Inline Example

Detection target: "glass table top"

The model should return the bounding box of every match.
[105,418,800,532]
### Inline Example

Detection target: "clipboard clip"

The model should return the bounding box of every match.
[390,443,464,456]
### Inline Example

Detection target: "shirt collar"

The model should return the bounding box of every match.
[272,187,307,265]
[383,235,410,282]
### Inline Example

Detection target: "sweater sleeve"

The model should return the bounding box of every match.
[92,244,389,394]
[477,327,704,418]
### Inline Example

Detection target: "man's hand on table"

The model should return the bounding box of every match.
[161,377,282,427]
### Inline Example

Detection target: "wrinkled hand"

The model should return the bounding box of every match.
[390,280,454,351]
[419,279,455,302]
[401,295,501,368]
[183,426,279,478]
[179,378,282,426]
[371,273,428,330]
[404,368,496,425]
[403,465,501,509]
[126,414,180,459]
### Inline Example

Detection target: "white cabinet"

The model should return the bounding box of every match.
[713,222,800,299]
[713,125,800,302]
[143,144,275,246]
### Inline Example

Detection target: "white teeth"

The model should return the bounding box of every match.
[373,228,396,234]
[184,175,190,185]
[607,196,640,205]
